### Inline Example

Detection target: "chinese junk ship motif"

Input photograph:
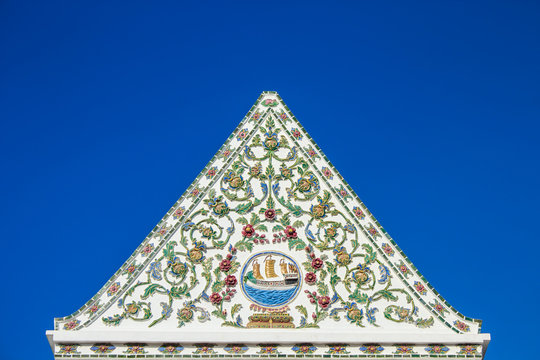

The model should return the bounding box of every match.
[250,256,298,288]
[242,252,301,307]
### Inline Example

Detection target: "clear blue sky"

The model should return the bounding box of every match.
[1,1,538,359]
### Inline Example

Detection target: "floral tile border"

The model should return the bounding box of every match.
[56,343,482,358]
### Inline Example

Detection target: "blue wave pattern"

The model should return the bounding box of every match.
[244,284,298,307]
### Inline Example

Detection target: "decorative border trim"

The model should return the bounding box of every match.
[55,343,483,358]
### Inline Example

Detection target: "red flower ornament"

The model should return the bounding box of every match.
[304,272,317,285]
[219,259,232,272]
[311,258,324,269]
[285,225,297,238]
[264,209,276,220]
[242,224,255,237]
[318,296,331,309]
[224,275,237,286]
[210,292,223,304]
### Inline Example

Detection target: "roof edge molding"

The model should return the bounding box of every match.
[48,329,490,344]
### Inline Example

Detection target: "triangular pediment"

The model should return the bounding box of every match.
[48,92,489,359]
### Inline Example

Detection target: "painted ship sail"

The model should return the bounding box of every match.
[245,255,299,291]
[253,261,263,280]
[265,256,278,278]
[280,259,288,275]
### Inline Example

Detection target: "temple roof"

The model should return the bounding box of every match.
[47,92,489,359]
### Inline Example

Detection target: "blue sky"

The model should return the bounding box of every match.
[1,1,539,359]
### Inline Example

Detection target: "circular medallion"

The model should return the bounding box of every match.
[240,251,302,307]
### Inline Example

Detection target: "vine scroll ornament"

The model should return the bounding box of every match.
[101,114,437,331]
